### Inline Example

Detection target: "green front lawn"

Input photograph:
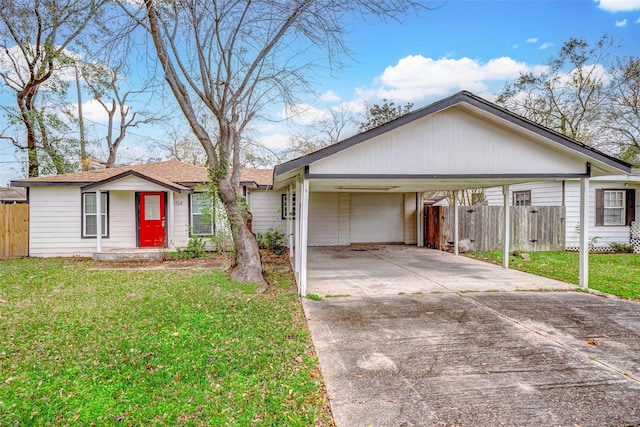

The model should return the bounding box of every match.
[466,251,640,301]
[0,257,333,426]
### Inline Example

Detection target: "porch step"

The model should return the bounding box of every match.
[93,249,166,262]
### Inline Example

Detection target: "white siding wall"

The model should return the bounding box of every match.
[29,187,194,257]
[95,175,171,192]
[485,180,640,248]
[172,193,191,247]
[404,193,417,244]
[308,193,341,246]
[29,187,95,257]
[565,181,640,248]
[484,181,564,206]
[338,193,350,245]
[248,190,286,234]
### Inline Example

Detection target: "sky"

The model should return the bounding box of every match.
[2,0,640,185]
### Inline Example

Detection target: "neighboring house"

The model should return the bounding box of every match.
[483,174,639,250]
[10,160,280,258]
[0,186,27,204]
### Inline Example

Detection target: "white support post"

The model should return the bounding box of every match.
[299,179,310,296]
[453,190,459,255]
[416,192,424,247]
[287,184,293,255]
[168,191,175,249]
[96,190,102,253]
[502,184,510,269]
[579,177,590,288]
[294,180,301,277]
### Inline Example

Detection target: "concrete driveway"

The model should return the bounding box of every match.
[307,245,575,297]
[303,246,640,426]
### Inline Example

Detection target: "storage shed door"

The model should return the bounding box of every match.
[350,193,403,243]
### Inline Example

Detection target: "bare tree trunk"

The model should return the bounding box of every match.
[17,89,40,177]
[217,176,266,286]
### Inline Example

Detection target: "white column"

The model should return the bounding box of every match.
[287,184,293,254]
[299,179,310,296]
[416,192,424,247]
[579,177,590,288]
[96,190,102,253]
[294,180,301,277]
[502,184,510,269]
[453,190,459,255]
[168,191,175,249]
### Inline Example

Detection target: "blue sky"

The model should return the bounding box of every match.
[258,0,640,153]
[2,0,640,184]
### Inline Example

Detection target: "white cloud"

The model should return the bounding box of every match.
[561,63,612,86]
[256,133,290,150]
[65,99,131,124]
[539,43,554,50]
[636,16,640,22]
[616,18,628,26]
[364,55,532,102]
[282,103,331,125]
[336,99,367,114]
[596,0,640,12]
[526,38,539,43]
[319,90,341,103]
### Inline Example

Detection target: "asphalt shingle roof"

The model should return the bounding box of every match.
[11,160,274,188]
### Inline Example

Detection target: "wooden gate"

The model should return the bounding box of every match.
[428,205,565,252]
[1,204,29,258]
[424,205,441,249]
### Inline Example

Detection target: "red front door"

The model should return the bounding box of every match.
[139,192,166,247]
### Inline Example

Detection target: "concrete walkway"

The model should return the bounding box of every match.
[307,245,575,296]
[303,246,640,426]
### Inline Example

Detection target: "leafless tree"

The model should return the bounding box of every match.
[0,0,106,177]
[286,105,357,159]
[128,0,427,284]
[604,57,640,165]
[82,61,167,168]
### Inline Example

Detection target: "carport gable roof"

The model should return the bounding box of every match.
[273,91,632,191]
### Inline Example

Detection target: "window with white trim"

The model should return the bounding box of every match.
[603,190,625,225]
[513,190,531,206]
[82,192,108,237]
[282,193,296,220]
[190,193,214,236]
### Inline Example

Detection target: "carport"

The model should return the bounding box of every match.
[272,92,632,295]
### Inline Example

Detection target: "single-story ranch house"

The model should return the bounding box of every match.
[10,161,284,257]
[11,92,634,291]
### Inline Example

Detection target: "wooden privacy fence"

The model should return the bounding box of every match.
[436,205,565,252]
[1,204,29,258]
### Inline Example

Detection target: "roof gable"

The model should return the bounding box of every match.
[310,106,588,176]
[274,91,632,180]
